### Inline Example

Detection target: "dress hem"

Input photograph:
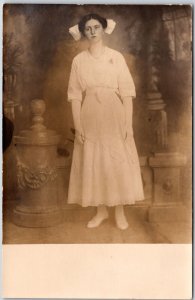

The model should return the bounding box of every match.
[67,198,145,208]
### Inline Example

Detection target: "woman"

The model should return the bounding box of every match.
[67,13,144,230]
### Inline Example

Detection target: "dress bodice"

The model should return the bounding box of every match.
[67,47,136,102]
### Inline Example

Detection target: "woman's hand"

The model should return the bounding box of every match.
[125,125,133,140]
[71,100,85,144]
[123,96,133,140]
[75,127,85,144]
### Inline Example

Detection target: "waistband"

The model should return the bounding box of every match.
[85,86,120,103]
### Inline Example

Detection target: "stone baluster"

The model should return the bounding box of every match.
[13,99,64,227]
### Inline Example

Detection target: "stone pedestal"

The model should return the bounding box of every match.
[13,99,64,227]
[148,152,188,222]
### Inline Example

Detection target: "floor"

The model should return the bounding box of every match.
[3,202,192,244]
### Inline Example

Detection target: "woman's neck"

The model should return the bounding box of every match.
[88,40,105,59]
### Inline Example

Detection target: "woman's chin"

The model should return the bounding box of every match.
[88,37,102,44]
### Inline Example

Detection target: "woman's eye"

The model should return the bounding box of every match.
[95,26,100,29]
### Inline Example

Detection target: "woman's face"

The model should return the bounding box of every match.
[84,19,104,43]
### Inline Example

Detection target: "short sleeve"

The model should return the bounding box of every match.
[117,54,136,98]
[67,58,82,102]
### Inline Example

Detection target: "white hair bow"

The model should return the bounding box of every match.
[69,19,116,41]
[104,19,116,34]
[69,24,82,41]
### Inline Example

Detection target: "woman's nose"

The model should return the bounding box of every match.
[91,27,95,35]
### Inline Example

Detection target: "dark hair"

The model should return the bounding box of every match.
[78,13,107,36]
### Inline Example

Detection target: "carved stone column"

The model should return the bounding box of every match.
[146,11,168,151]
[146,11,188,221]
[13,99,63,227]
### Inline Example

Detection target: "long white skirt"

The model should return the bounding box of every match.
[67,88,144,207]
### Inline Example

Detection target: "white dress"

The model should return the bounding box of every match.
[67,46,144,207]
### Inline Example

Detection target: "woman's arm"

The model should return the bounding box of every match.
[71,100,85,143]
[123,96,133,138]
[116,54,135,138]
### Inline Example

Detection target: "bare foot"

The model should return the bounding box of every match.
[87,206,109,228]
[115,205,129,230]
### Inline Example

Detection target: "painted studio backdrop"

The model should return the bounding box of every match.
[3,5,192,244]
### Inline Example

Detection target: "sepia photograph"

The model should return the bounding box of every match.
[3,4,192,246]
